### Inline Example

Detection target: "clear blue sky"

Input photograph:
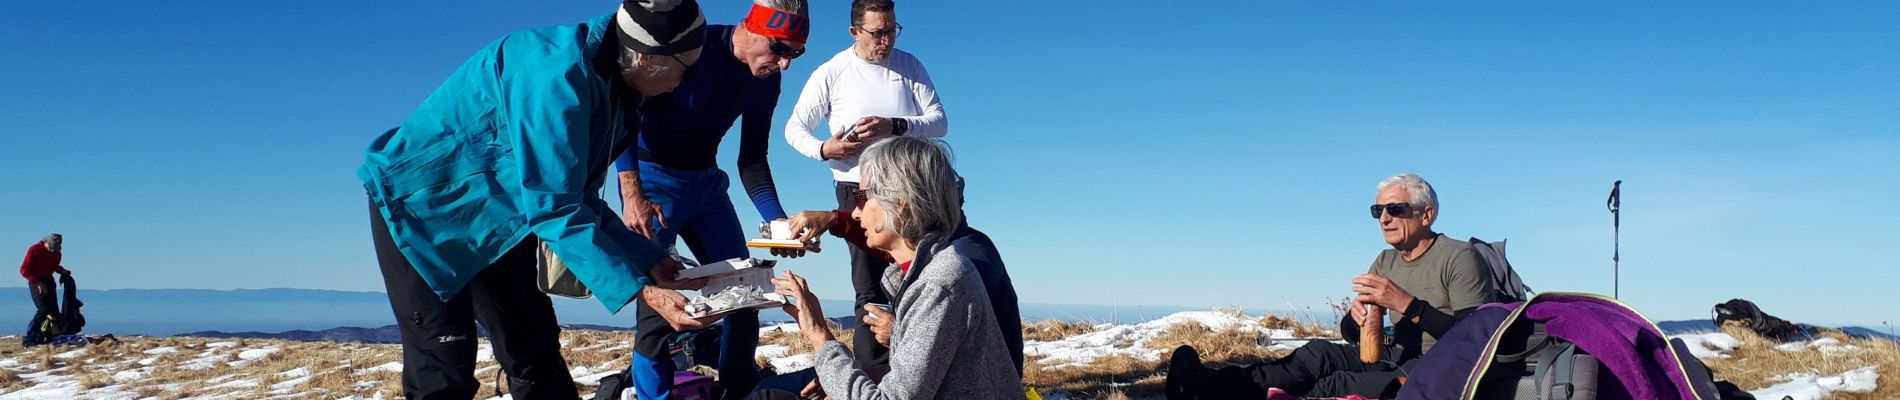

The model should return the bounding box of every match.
[3,1,1897,326]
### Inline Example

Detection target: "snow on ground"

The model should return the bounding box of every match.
[1672,331,1882,399]
[1025,311,1309,369]
[761,322,801,334]
[1749,366,1879,400]
[361,360,404,374]
[236,346,279,360]
[1674,331,1743,358]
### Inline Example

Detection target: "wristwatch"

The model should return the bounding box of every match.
[892,117,909,136]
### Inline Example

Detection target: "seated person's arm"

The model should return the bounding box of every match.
[1339,312,1362,345]
[1399,248,1498,339]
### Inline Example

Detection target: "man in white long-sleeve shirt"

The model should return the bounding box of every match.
[782,0,946,375]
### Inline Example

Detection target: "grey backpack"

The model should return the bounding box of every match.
[1469,237,1533,303]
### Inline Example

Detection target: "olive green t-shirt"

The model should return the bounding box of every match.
[1366,234,1497,356]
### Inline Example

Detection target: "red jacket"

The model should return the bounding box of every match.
[19,243,66,284]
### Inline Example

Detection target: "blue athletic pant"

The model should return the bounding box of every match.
[627,161,759,400]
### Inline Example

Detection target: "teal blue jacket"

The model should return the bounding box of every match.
[358,13,665,313]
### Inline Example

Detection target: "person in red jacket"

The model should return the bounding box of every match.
[20,233,69,345]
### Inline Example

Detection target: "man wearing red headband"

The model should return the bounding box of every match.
[612,1,810,399]
[782,0,949,377]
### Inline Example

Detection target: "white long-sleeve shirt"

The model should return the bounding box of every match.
[784,47,947,183]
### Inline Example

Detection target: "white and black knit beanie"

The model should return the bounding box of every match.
[615,0,707,55]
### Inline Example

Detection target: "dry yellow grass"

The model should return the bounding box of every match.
[75,368,111,389]
[1697,325,1899,399]
[0,367,21,391]
[1023,352,1164,397]
[1025,320,1100,342]
[759,320,856,358]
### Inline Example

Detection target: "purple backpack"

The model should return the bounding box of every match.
[1396,292,1723,400]
[671,371,719,400]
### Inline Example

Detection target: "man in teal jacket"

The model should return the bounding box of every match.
[358,1,720,398]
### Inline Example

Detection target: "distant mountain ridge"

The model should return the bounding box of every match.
[0,287,1242,337]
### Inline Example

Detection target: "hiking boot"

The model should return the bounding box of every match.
[1165,345,1205,400]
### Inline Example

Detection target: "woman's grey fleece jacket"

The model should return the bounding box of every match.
[813,233,1026,399]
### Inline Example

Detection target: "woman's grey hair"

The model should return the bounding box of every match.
[860,137,962,245]
[1377,173,1438,209]
[756,0,809,16]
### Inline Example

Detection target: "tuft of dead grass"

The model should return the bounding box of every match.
[1146,321,1281,367]
[76,368,111,389]
[1024,320,1100,342]
[0,367,22,391]
[759,320,856,357]
[1023,352,1164,398]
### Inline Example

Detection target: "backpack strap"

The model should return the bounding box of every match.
[1495,322,1552,364]
[1535,343,1580,400]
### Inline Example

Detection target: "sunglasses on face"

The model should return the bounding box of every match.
[856,23,903,40]
[1370,202,1415,219]
[768,39,805,60]
[851,188,869,205]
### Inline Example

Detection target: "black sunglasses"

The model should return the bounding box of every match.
[768,39,805,60]
[851,188,869,205]
[1370,202,1415,219]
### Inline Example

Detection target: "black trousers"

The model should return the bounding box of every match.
[371,202,579,400]
[834,181,891,372]
[23,279,56,342]
[1214,341,1403,398]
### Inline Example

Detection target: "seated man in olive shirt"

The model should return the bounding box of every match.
[1166,173,1498,399]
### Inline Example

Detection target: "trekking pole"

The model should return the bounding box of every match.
[1607,180,1621,299]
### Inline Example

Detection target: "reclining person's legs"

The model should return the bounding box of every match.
[1171,340,1376,399]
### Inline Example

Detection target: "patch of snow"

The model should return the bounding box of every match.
[238,347,281,361]
[762,323,801,334]
[53,348,87,359]
[142,346,180,355]
[756,344,791,359]
[1025,311,1302,369]
[1810,338,1859,353]
[206,341,240,348]
[477,343,494,362]
[209,377,260,390]
[272,375,313,392]
[360,361,404,374]
[1750,366,1879,400]
[575,369,622,386]
[1768,337,1861,354]
[178,355,224,370]
[112,368,146,382]
[281,366,311,377]
[1672,332,1741,359]
[771,353,813,372]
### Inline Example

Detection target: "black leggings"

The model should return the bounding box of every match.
[1215,341,1403,398]
[371,202,579,400]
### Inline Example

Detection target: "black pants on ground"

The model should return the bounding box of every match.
[23,279,56,343]
[834,181,891,372]
[371,202,579,400]
[1215,341,1403,398]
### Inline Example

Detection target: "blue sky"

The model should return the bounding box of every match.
[3,1,1896,326]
